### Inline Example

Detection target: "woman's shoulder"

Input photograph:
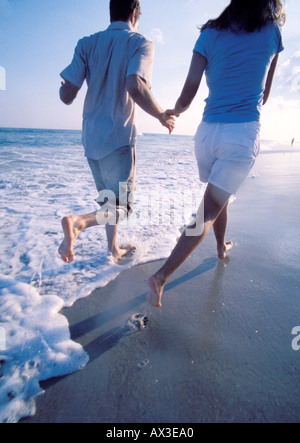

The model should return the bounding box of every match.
[259,21,284,47]
[196,27,220,45]
[200,27,219,37]
[261,21,283,35]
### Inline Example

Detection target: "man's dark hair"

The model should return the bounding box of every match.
[110,0,141,23]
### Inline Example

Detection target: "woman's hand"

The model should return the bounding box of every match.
[165,104,184,118]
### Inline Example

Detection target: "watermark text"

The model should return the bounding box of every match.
[94,183,204,237]
[291,326,300,351]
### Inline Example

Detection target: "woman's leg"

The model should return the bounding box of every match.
[213,202,233,259]
[147,183,231,308]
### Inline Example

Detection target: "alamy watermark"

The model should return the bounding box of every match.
[0,66,6,91]
[291,327,300,351]
[0,327,6,352]
[94,183,205,237]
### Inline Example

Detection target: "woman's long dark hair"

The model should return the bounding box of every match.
[201,0,286,33]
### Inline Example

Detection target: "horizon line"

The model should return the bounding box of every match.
[0,126,296,144]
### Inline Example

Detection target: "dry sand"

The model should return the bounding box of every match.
[22,152,300,423]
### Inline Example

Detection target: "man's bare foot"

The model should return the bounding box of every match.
[146,274,166,308]
[109,245,136,265]
[218,241,233,260]
[58,216,84,263]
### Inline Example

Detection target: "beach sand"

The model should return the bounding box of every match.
[22,152,300,423]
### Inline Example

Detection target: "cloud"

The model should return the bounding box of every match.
[276,50,300,94]
[261,95,300,140]
[149,28,165,45]
[266,41,300,139]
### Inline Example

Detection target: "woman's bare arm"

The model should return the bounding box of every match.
[167,52,207,116]
[263,54,280,105]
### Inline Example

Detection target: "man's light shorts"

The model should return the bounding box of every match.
[87,145,136,222]
[194,121,261,195]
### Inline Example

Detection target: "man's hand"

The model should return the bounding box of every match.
[60,80,79,105]
[159,112,175,134]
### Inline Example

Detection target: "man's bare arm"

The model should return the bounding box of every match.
[126,75,175,134]
[263,54,280,105]
[60,80,80,105]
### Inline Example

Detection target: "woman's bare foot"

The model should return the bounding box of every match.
[217,241,233,260]
[58,216,84,263]
[147,274,166,308]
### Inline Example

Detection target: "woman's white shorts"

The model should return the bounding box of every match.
[194,121,261,195]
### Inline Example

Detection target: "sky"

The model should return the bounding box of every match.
[0,0,299,141]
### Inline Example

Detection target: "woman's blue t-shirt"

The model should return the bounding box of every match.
[194,23,284,123]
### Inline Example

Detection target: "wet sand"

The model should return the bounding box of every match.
[22,152,300,423]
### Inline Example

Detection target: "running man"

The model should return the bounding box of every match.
[58,0,174,264]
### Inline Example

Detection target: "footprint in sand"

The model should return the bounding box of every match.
[124,313,149,334]
[137,359,150,369]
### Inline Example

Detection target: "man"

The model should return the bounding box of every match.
[58,0,175,264]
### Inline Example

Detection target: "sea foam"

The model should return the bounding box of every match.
[0,277,88,423]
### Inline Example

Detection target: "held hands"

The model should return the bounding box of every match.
[159,112,176,135]
[159,102,185,134]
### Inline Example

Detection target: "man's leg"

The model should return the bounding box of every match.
[105,223,133,262]
[147,183,231,308]
[58,212,98,263]
[213,202,233,260]
[59,148,135,264]
[58,207,133,263]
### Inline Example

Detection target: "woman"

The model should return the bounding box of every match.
[147,0,285,308]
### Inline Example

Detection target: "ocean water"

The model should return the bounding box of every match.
[0,128,203,423]
[0,128,298,422]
